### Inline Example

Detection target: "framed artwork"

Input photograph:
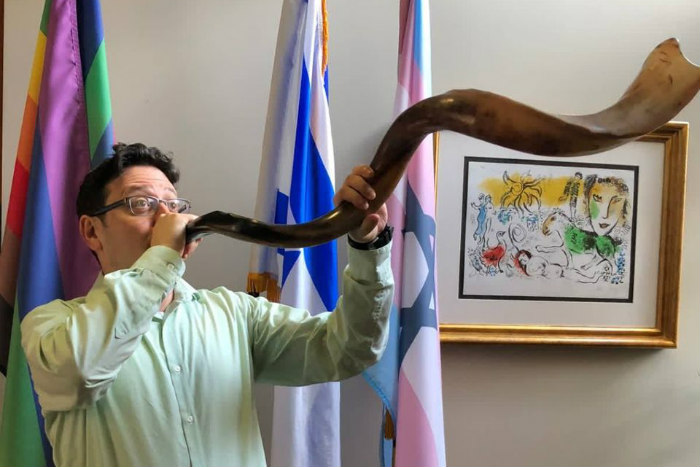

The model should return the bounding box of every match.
[435,122,687,347]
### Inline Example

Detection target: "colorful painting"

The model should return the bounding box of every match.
[459,157,638,302]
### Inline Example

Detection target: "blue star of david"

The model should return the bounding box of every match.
[398,185,438,364]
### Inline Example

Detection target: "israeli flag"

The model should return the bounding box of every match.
[248,1,340,466]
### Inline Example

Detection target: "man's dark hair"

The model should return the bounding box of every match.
[77,142,181,217]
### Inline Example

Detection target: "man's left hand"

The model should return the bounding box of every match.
[333,165,388,244]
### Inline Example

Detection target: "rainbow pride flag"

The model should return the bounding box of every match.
[0,1,113,465]
[362,1,446,466]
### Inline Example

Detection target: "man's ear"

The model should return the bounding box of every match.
[79,215,103,254]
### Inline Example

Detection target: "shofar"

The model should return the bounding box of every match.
[186,38,700,247]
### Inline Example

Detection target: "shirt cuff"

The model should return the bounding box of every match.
[346,240,392,283]
[131,245,186,280]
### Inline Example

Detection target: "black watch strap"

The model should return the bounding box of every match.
[347,225,394,250]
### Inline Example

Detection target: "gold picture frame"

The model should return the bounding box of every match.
[435,122,687,347]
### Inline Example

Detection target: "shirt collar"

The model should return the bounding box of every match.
[173,278,200,303]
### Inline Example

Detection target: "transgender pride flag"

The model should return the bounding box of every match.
[0,1,113,466]
[362,1,446,466]
[247,1,339,466]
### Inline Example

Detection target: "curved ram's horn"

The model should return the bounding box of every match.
[186,38,700,247]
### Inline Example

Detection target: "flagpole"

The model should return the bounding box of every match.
[433,132,439,203]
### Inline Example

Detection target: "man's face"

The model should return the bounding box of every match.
[89,165,178,274]
[588,182,626,236]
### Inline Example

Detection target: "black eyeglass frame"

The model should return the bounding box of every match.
[89,196,192,217]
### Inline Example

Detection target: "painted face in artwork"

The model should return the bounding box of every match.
[587,179,628,236]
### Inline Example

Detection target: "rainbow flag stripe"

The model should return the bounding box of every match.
[0,1,113,466]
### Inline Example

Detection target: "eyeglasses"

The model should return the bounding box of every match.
[90,196,192,216]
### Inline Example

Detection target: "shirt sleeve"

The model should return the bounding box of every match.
[21,246,184,411]
[249,241,394,385]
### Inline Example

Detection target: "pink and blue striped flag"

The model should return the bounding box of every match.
[247,1,340,466]
[362,1,446,466]
[0,1,113,465]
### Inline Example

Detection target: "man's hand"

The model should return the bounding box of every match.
[151,213,202,259]
[333,165,388,243]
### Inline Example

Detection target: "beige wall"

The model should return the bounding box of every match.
[3,1,699,466]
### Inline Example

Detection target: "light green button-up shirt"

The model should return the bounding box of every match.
[22,244,393,467]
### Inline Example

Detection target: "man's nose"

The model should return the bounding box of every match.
[155,200,171,214]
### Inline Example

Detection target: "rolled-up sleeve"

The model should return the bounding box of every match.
[251,242,394,385]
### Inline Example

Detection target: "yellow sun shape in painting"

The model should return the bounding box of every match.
[499,171,543,212]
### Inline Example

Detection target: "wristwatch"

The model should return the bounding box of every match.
[347,225,394,250]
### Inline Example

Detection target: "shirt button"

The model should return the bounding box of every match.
[186,415,194,424]
[173,365,182,373]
